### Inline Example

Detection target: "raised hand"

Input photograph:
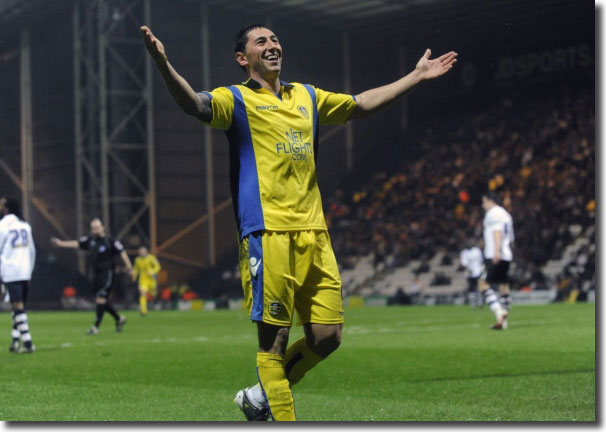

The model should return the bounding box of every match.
[141,25,167,64]
[415,49,458,81]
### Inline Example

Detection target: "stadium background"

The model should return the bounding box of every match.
[0,0,595,310]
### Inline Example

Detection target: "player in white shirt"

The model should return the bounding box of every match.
[0,197,36,353]
[479,192,514,330]
[460,241,484,308]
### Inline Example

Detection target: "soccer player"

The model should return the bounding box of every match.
[141,23,457,421]
[478,193,514,330]
[460,240,484,308]
[0,197,36,354]
[132,246,161,316]
[51,218,132,334]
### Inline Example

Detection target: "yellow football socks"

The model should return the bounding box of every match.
[284,337,324,386]
[139,295,148,315]
[256,352,296,421]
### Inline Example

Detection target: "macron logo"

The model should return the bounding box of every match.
[250,257,262,277]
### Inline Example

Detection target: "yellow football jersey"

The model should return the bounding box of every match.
[200,79,357,238]
[133,254,161,286]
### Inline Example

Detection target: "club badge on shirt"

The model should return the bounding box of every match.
[269,301,283,317]
[297,105,309,119]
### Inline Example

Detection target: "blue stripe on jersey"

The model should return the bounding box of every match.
[248,232,264,321]
[225,86,265,239]
[302,84,319,162]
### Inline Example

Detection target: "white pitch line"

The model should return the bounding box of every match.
[341,317,593,336]
[43,335,212,350]
[39,333,254,351]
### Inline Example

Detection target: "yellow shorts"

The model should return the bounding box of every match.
[239,230,344,327]
[139,282,157,297]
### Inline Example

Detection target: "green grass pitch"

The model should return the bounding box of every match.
[0,302,595,421]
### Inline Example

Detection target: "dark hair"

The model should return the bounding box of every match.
[234,23,266,72]
[1,197,21,219]
[482,191,502,206]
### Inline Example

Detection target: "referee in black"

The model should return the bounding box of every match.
[52,218,133,334]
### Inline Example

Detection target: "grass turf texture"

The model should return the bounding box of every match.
[0,302,594,421]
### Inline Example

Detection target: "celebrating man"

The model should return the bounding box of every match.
[141,23,457,421]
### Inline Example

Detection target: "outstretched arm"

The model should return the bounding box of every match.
[51,237,79,249]
[140,25,212,122]
[120,251,133,277]
[349,49,457,120]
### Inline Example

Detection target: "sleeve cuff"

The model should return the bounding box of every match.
[199,91,213,101]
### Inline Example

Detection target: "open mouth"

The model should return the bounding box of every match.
[263,52,280,62]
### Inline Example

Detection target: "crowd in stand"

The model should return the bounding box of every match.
[326,86,595,291]
[553,228,595,301]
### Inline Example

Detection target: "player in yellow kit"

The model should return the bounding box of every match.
[142,23,457,421]
[132,246,161,316]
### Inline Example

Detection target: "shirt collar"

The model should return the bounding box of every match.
[242,78,294,89]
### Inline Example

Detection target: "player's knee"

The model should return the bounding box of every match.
[325,326,342,353]
[11,301,24,310]
[322,330,342,356]
[478,280,488,292]
[308,324,342,357]
[96,297,106,304]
